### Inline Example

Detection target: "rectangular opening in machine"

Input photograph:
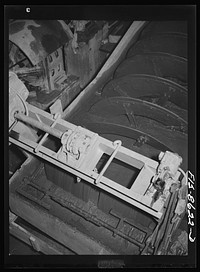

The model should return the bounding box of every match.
[42,134,62,153]
[95,153,141,189]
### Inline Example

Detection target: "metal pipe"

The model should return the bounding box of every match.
[14,112,63,139]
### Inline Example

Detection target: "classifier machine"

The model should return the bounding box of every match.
[8,20,188,255]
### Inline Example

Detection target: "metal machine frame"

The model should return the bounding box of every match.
[8,20,189,256]
[10,102,185,220]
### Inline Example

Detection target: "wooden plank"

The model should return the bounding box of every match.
[9,194,114,255]
[10,219,75,255]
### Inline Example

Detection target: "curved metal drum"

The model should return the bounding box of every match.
[89,96,187,132]
[114,53,187,86]
[140,21,187,38]
[82,113,188,171]
[101,74,187,112]
[71,21,188,254]
[126,34,187,59]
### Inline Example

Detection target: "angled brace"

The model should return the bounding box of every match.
[95,140,122,184]
[34,113,61,153]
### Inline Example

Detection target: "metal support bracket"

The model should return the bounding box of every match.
[95,140,122,184]
[35,113,61,153]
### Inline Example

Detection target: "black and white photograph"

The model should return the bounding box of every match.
[4,5,196,269]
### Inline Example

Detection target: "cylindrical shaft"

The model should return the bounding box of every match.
[15,112,63,139]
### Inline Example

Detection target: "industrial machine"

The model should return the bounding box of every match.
[8,20,188,255]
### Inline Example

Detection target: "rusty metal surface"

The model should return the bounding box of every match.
[101,74,188,111]
[127,34,187,59]
[89,97,187,133]
[26,75,80,110]
[64,24,107,88]
[115,53,187,86]
[9,20,72,65]
[9,41,31,69]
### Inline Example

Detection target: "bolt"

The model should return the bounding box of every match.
[77,177,81,183]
